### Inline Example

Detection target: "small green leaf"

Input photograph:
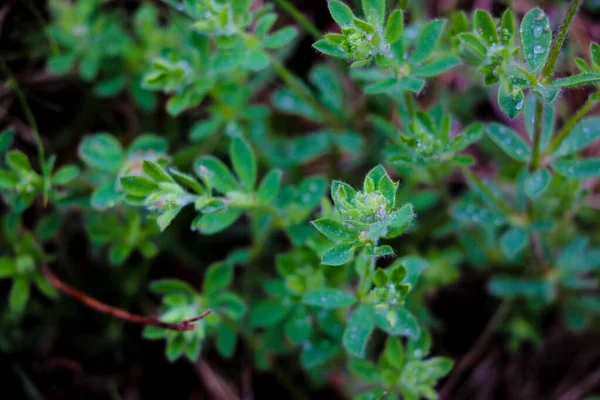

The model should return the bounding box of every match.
[553,117,600,158]
[368,245,394,257]
[300,339,338,369]
[383,337,405,370]
[552,158,600,179]
[520,8,552,73]
[591,42,600,68]
[302,288,356,309]
[525,168,550,198]
[374,308,421,339]
[343,304,374,358]
[412,55,460,77]
[78,133,124,172]
[190,119,222,142]
[10,277,30,312]
[384,10,403,44]
[120,176,159,197]
[230,137,257,190]
[142,160,174,183]
[203,262,234,294]
[489,277,555,301]
[7,151,32,174]
[500,9,515,46]
[312,218,358,241]
[548,73,600,89]
[257,169,282,204]
[51,165,80,185]
[216,324,237,358]
[249,301,289,328]
[90,182,125,210]
[322,243,356,266]
[486,123,530,162]
[474,10,498,45]
[498,84,524,119]
[458,32,487,57]
[194,208,243,235]
[410,19,446,65]
[195,156,239,193]
[284,308,313,344]
[0,128,15,156]
[361,0,385,24]
[264,27,298,49]
[500,227,529,260]
[328,0,354,26]
[313,40,346,58]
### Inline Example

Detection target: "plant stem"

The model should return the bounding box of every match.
[273,0,321,40]
[404,92,416,120]
[544,93,598,157]
[541,0,583,83]
[42,263,211,331]
[529,98,544,172]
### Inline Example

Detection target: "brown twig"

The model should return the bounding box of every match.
[42,263,210,332]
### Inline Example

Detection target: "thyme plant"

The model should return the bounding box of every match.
[1,0,600,398]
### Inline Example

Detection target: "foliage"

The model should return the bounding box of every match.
[2,0,600,398]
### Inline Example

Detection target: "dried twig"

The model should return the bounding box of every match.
[42,263,210,332]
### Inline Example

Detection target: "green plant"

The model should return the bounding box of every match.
[2,0,600,398]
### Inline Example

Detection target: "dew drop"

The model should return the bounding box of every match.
[533,45,544,54]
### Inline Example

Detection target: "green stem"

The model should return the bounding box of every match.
[529,98,544,172]
[404,92,416,120]
[510,63,538,86]
[544,93,598,157]
[357,252,376,299]
[273,0,321,40]
[541,0,583,82]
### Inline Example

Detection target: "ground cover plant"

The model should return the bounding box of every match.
[1,0,600,398]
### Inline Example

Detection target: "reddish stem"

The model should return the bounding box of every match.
[42,264,210,332]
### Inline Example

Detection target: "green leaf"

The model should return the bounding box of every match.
[109,242,133,265]
[78,133,124,172]
[328,0,354,26]
[524,95,554,152]
[500,9,515,46]
[500,227,529,259]
[142,160,174,183]
[249,301,289,328]
[553,117,600,158]
[322,243,356,266]
[384,336,405,370]
[91,182,125,210]
[284,308,313,344]
[525,168,550,198]
[263,27,298,49]
[195,156,239,193]
[302,288,356,309]
[361,0,385,24]
[300,339,338,369]
[190,118,222,142]
[0,169,19,188]
[384,10,403,44]
[374,308,421,339]
[458,32,487,57]
[313,40,346,58]
[520,8,552,73]
[257,169,282,204]
[120,176,158,197]
[6,151,32,174]
[343,304,374,358]
[10,277,30,312]
[412,55,460,77]
[213,292,247,320]
[365,77,425,94]
[410,19,446,65]
[203,262,234,294]
[474,10,498,45]
[548,73,600,89]
[0,128,15,156]
[368,245,394,257]
[216,323,237,358]
[194,208,243,234]
[552,158,600,179]
[498,84,524,119]
[312,218,358,241]
[128,134,168,155]
[486,123,531,162]
[51,165,80,185]
[384,203,415,239]
[230,137,257,190]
